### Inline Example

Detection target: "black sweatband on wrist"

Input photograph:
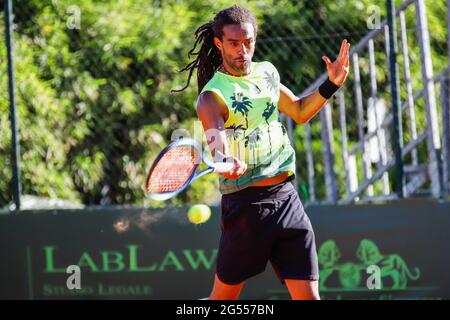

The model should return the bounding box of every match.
[318,78,340,99]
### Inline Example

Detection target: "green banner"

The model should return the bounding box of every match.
[0,199,449,300]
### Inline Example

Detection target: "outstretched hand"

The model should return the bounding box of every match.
[322,39,350,87]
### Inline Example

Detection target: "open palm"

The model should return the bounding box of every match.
[322,39,350,87]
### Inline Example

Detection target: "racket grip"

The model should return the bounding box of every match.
[210,150,234,173]
[213,161,235,173]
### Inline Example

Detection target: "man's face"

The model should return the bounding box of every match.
[214,22,256,76]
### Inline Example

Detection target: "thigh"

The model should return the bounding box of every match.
[217,198,275,284]
[269,192,319,282]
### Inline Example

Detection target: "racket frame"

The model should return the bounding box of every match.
[146,137,233,201]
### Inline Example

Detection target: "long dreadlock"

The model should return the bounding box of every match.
[172,5,258,94]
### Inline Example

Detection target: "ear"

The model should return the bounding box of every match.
[213,37,222,51]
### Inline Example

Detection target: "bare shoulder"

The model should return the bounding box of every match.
[196,91,228,121]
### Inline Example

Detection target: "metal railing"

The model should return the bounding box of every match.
[1,0,449,209]
[290,0,450,205]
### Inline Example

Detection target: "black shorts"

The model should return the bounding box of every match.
[217,179,319,285]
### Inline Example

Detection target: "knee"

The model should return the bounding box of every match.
[285,279,321,300]
[209,274,244,300]
[291,288,320,300]
[302,290,321,300]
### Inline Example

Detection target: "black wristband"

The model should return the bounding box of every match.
[318,78,340,99]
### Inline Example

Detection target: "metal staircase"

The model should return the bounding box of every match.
[287,0,450,205]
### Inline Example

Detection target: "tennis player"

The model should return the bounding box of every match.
[175,5,350,300]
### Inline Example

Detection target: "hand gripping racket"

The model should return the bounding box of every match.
[145,138,234,201]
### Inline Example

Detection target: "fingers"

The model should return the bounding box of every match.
[232,159,247,178]
[339,39,347,61]
[322,56,332,70]
[233,160,247,177]
[222,158,247,180]
[324,39,350,70]
[338,39,350,69]
[342,43,350,70]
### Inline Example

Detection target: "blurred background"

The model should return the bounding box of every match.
[2,0,448,210]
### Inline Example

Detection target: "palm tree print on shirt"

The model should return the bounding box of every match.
[226,124,246,159]
[264,71,279,94]
[276,114,287,158]
[263,102,276,122]
[244,127,263,176]
[230,92,253,128]
[262,102,277,157]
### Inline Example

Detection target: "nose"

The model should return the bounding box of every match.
[238,43,247,55]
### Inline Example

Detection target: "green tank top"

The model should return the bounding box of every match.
[199,61,296,194]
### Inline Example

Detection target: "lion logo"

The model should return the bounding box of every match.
[356,239,420,289]
[318,239,420,290]
[318,240,341,289]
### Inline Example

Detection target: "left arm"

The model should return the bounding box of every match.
[278,39,350,124]
[278,84,327,124]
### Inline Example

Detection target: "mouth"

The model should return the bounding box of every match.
[235,57,249,62]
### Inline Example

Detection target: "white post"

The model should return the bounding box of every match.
[415,0,442,197]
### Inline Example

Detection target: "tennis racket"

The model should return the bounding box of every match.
[145,137,234,201]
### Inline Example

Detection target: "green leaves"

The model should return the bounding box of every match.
[0,0,447,207]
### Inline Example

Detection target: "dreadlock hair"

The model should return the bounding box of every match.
[172,5,258,94]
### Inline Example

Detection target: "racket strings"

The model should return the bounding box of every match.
[146,146,199,193]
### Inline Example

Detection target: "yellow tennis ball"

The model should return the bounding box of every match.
[187,204,211,224]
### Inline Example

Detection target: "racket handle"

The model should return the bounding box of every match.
[212,161,235,173]
[206,149,235,173]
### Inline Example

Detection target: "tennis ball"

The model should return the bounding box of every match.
[187,204,211,224]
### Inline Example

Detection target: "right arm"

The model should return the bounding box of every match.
[196,91,247,180]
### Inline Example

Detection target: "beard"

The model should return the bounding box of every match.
[224,54,252,75]
[230,60,251,75]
